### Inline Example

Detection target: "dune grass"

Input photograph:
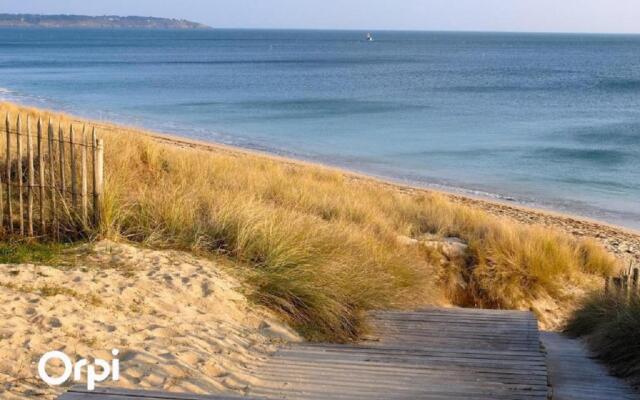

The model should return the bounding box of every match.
[0,101,617,340]
[566,291,640,386]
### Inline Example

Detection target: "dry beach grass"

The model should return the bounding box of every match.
[0,102,623,338]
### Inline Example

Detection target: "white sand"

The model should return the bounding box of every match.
[0,241,299,399]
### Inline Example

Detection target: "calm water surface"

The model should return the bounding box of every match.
[1,29,639,228]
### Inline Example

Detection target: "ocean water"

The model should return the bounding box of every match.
[1,29,639,229]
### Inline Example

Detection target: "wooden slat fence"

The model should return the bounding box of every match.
[605,265,639,297]
[2,112,104,239]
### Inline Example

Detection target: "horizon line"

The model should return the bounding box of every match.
[2,13,640,36]
[2,25,640,36]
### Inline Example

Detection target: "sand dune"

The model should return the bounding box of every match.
[0,240,299,399]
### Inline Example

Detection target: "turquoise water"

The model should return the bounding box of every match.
[1,29,639,228]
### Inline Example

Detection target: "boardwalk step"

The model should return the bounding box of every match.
[59,308,551,400]
[249,307,550,399]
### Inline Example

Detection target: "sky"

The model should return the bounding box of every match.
[2,0,640,34]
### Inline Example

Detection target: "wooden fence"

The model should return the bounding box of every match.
[605,265,639,297]
[1,113,104,239]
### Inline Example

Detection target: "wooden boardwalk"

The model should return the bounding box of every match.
[249,308,549,399]
[541,332,638,400]
[59,308,549,400]
[58,387,263,399]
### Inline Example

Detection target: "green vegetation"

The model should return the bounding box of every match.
[0,14,210,29]
[0,241,67,265]
[567,291,640,386]
[1,102,618,341]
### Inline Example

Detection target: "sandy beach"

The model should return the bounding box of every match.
[0,240,299,399]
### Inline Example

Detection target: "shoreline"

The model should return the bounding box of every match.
[0,87,640,230]
[2,94,638,232]
[3,100,640,264]
[91,125,640,234]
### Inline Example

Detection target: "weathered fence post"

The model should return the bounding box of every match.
[70,125,78,208]
[93,138,104,228]
[5,113,13,232]
[16,114,24,235]
[27,115,34,236]
[37,118,45,233]
[0,115,2,229]
[58,123,66,202]
[632,268,639,296]
[81,126,88,225]
[91,127,97,225]
[48,119,57,237]
[613,277,622,294]
[0,116,2,229]
[0,114,5,230]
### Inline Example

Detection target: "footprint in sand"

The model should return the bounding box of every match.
[47,317,62,328]
[200,281,213,297]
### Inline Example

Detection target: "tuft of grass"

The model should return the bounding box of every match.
[567,292,640,386]
[407,195,615,309]
[576,239,618,276]
[0,101,619,341]
[0,241,67,265]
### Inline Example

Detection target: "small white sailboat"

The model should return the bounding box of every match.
[366,32,374,42]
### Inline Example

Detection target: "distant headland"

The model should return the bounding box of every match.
[0,14,211,29]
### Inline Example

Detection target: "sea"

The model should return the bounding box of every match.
[0,29,639,229]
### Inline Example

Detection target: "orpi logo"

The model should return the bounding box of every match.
[38,349,120,390]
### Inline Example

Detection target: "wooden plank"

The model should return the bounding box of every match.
[70,124,78,208]
[26,115,34,236]
[5,112,13,231]
[60,394,250,400]
[81,125,88,224]
[272,348,547,367]
[16,114,24,234]
[93,138,104,227]
[300,343,546,358]
[37,118,46,233]
[258,363,548,384]
[254,386,546,400]
[60,386,264,400]
[48,119,57,236]
[91,127,96,223]
[0,114,3,230]
[59,122,67,201]
[262,353,548,374]
[253,370,549,393]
